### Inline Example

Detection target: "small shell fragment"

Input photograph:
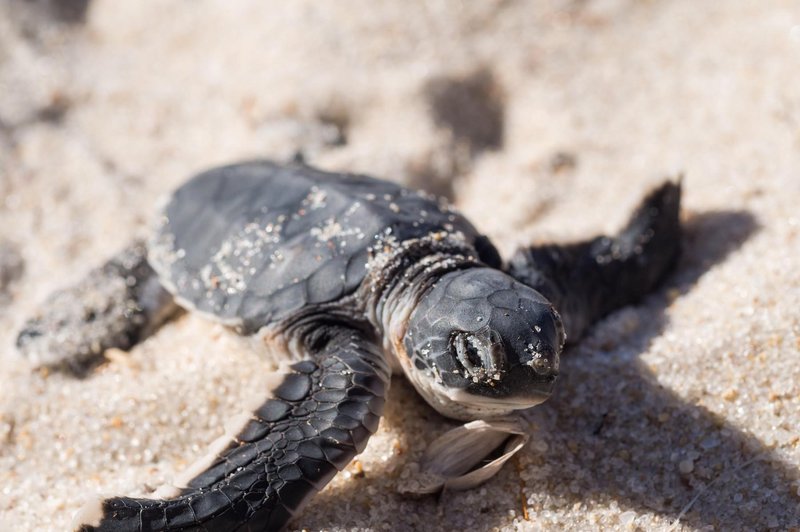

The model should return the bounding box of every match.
[398,417,530,494]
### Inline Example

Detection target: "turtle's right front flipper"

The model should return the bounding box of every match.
[16,241,178,374]
[507,180,681,342]
[73,326,390,532]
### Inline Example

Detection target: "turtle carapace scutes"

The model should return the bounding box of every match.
[17,161,682,531]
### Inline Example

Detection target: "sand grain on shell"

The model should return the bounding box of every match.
[2,1,800,530]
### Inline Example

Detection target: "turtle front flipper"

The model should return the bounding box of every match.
[507,180,682,342]
[73,326,390,532]
[16,241,178,374]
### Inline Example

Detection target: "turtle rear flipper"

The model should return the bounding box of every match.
[507,180,681,341]
[73,326,390,532]
[16,241,177,374]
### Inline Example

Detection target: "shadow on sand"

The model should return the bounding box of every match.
[299,209,800,530]
[519,210,800,530]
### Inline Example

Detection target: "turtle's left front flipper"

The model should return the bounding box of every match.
[16,241,178,374]
[507,180,681,342]
[73,326,390,532]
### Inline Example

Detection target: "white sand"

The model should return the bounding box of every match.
[1,1,799,530]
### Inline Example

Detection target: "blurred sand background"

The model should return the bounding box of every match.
[1,1,800,530]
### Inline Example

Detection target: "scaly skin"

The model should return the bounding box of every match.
[507,181,681,342]
[16,162,682,531]
[75,327,390,532]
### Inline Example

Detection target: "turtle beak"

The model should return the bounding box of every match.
[506,361,558,407]
[527,375,557,401]
[453,364,557,413]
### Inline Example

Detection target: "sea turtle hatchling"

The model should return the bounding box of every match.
[17,160,681,531]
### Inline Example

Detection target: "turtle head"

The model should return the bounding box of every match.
[401,268,565,420]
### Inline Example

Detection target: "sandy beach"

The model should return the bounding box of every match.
[1,1,799,530]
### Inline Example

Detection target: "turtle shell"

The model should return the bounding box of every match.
[149,161,489,333]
